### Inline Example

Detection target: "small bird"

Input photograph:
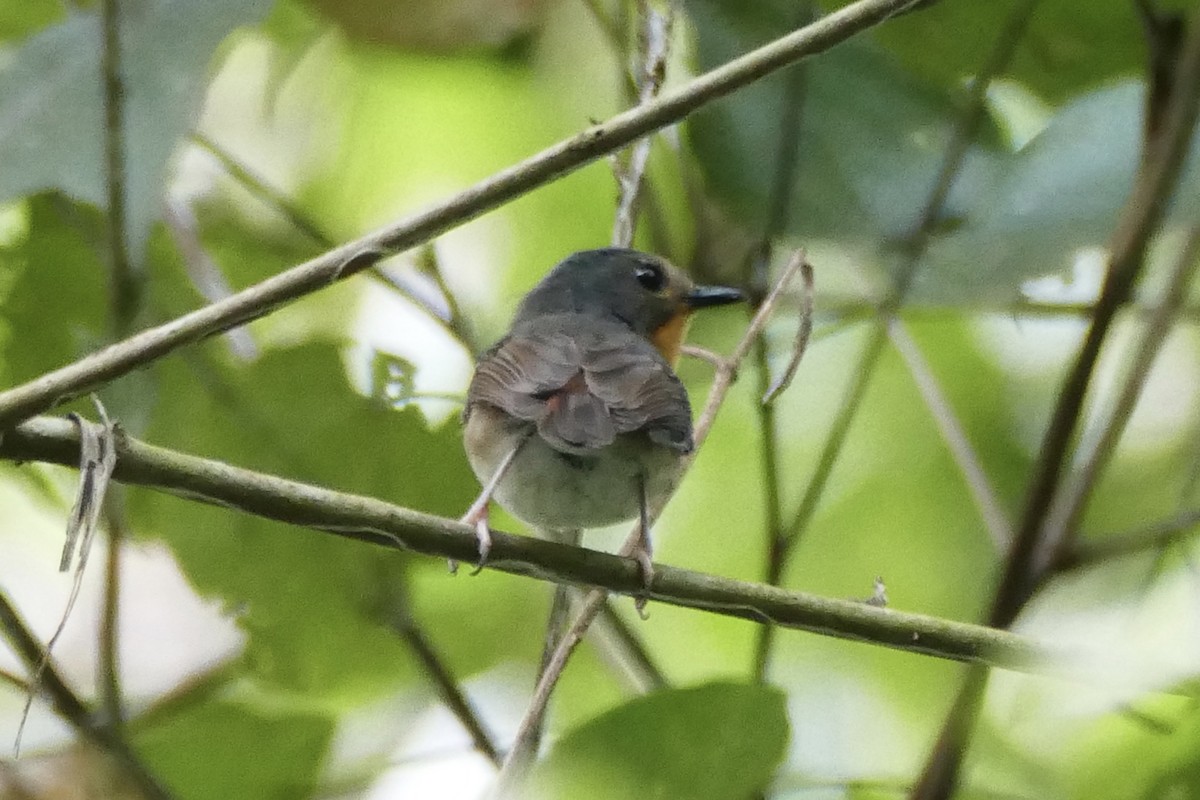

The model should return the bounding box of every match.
[460,248,743,584]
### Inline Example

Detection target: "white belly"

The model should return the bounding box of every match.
[465,406,685,531]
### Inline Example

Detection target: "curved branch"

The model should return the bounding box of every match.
[0,0,934,431]
[1,415,1050,673]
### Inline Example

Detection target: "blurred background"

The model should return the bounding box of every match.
[2,0,1200,797]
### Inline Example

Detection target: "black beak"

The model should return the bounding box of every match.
[685,285,744,309]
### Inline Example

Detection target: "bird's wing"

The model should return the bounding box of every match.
[466,315,694,455]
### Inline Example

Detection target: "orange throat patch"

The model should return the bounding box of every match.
[651,310,694,366]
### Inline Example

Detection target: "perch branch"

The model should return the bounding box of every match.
[0,415,1048,673]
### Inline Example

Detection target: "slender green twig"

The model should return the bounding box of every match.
[749,1,813,683]
[1059,506,1200,571]
[780,0,1037,561]
[384,610,502,766]
[102,0,136,332]
[100,0,133,737]
[99,499,127,731]
[1041,221,1200,561]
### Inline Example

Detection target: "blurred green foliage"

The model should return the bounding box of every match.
[1,0,1199,798]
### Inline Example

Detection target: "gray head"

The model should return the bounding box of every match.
[512,248,743,342]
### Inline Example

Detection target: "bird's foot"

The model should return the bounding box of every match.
[623,530,655,620]
[450,504,492,576]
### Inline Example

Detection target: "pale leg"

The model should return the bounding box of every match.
[453,436,527,574]
[628,475,654,617]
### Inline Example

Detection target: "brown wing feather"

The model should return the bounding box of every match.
[466,313,694,455]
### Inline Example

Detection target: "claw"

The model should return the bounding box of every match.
[456,505,493,576]
[469,515,492,576]
[631,544,654,619]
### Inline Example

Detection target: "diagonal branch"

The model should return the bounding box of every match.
[0,0,935,431]
[0,590,174,800]
[910,8,1200,799]
[0,415,1048,673]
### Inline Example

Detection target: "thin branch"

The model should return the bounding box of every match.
[887,320,1013,551]
[747,2,812,684]
[193,133,477,352]
[989,0,1200,633]
[163,198,258,359]
[591,601,667,691]
[811,295,1200,324]
[0,0,935,431]
[779,0,1037,556]
[414,245,478,355]
[1058,507,1200,571]
[99,498,127,732]
[191,132,332,248]
[610,2,673,248]
[0,591,175,800]
[0,416,1048,673]
[762,261,815,403]
[383,609,501,766]
[0,669,27,693]
[911,9,1200,800]
[1041,221,1200,563]
[102,0,137,333]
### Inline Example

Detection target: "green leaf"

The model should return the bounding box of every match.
[0,0,273,258]
[0,195,108,387]
[0,0,63,43]
[918,80,1200,302]
[684,0,1002,243]
[819,0,1195,104]
[527,682,790,800]
[136,699,334,800]
[126,341,480,704]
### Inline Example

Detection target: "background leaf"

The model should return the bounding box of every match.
[0,0,274,258]
[527,682,790,800]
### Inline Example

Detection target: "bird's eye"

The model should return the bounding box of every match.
[634,263,666,292]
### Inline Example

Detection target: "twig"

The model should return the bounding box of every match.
[193,133,477,351]
[989,1,1200,633]
[887,320,1013,552]
[815,296,1200,323]
[163,199,258,359]
[748,4,812,684]
[99,499,127,732]
[610,3,673,248]
[492,252,815,793]
[1040,221,1200,564]
[0,591,175,800]
[1058,506,1200,571]
[0,0,937,431]
[591,601,667,691]
[0,421,1048,672]
[762,261,815,403]
[783,0,1038,542]
[911,9,1200,800]
[761,0,1039,686]
[0,669,27,692]
[191,132,332,248]
[102,0,137,333]
[384,610,501,766]
[414,245,478,355]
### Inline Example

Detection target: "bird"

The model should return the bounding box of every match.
[459,247,743,590]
